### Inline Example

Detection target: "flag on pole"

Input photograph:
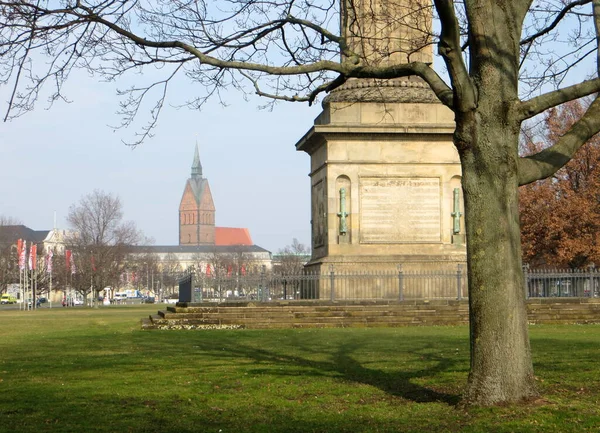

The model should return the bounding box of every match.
[17,239,23,260]
[65,250,71,271]
[19,240,27,271]
[70,253,76,274]
[206,264,212,277]
[241,265,246,276]
[91,256,96,272]
[30,245,37,270]
[28,245,33,271]
[227,265,232,277]
[46,249,54,274]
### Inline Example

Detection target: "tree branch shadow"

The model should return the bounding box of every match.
[188,331,465,406]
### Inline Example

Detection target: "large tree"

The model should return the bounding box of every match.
[2,0,600,405]
[66,190,142,302]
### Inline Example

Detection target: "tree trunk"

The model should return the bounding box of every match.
[458,116,538,405]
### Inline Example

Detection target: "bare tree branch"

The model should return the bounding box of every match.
[521,0,592,46]
[433,0,475,111]
[518,96,600,185]
[519,77,600,120]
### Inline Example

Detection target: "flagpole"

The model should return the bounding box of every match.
[32,245,37,310]
[32,267,35,310]
[49,269,53,309]
[24,267,28,311]
[19,268,22,311]
[34,267,38,310]
[25,248,28,310]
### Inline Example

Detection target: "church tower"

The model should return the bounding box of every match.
[179,144,216,245]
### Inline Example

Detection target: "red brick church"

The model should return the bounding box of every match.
[121,144,272,276]
[125,144,272,273]
[179,144,254,247]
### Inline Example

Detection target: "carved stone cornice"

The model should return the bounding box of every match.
[324,78,439,104]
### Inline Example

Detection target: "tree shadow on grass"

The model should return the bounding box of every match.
[331,341,462,404]
[182,330,466,406]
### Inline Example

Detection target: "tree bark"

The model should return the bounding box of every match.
[446,2,539,405]
[458,115,538,405]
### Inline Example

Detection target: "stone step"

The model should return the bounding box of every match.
[142,299,600,330]
[147,313,470,327]
[169,306,469,318]
[156,310,470,322]
[141,317,158,329]
[176,301,468,312]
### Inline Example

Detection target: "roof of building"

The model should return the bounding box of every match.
[191,143,203,177]
[185,143,209,205]
[0,225,50,245]
[187,177,209,205]
[129,244,270,254]
[215,227,253,246]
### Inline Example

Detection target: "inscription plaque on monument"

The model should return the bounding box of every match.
[360,177,441,243]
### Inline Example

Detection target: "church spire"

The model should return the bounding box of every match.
[191,142,203,178]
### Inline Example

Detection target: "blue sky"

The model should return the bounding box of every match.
[0,69,321,253]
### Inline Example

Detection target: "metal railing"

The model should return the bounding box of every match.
[177,264,600,303]
[524,266,600,298]
[179,264,467,302]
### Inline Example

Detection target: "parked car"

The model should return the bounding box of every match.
[1,294,17,304]
[143,297,156,304]
[73,299,84,306]
[113,293,128,302]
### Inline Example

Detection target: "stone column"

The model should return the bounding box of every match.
[342,0,432,66]
[295,0,466,290]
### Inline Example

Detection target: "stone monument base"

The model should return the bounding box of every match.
[305,254,466,273]
[302,254,467,301]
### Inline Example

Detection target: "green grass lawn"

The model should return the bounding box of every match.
[1,305,599,433]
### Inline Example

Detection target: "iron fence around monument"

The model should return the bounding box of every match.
[179,265,467,302]
[524,267,600,298]
[177,265,600,303]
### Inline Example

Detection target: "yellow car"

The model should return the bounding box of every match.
[1,294,17,304]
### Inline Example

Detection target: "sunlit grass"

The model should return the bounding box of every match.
[1,305,599,432]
